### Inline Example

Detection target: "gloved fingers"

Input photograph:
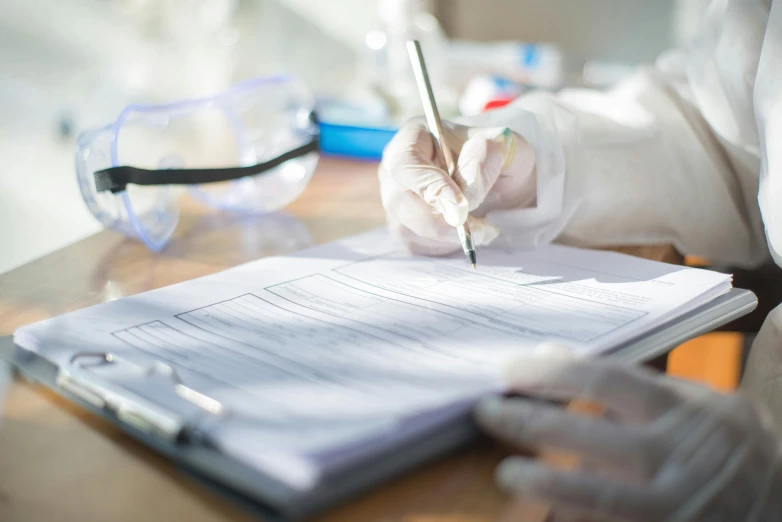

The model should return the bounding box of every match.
[388,189,456,242]
[391,221,460,257]
[394,164,469,228]
[502,357,681,422]
[440,119,471,154]
[386,193,456,257]
[476,159,538,215]
[390,215,500,256]
[475,397,639,470]
[456,129,537,213]
[381,119,439,170]
[387,190,499,250]
[383,121,469,228]
[495,456,660,522]
[454,132,506,211]
[380,157,451,243]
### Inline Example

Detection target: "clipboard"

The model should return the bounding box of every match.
[0,288,758,520]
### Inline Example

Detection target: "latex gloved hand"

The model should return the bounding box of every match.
[475,351,782,521]
[378,119,537,256]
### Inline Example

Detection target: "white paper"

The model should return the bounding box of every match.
[13,229,731,489]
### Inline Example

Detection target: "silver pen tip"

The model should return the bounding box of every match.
[468,250,477,268]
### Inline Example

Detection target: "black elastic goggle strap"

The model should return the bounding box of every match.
[94,136,319,194]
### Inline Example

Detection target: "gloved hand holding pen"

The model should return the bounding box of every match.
[378,118,537,256]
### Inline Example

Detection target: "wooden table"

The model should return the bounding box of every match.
[0,158,681,522]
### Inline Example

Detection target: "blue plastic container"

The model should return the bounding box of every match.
[318,120,397,161]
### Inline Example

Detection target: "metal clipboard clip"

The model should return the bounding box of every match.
[56,352,226,443]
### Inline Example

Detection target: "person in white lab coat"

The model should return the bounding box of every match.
[379,0,782,519]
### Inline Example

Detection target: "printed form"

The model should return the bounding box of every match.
[14,229,731,487]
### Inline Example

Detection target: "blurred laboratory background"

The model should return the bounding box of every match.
[0,0,711,275]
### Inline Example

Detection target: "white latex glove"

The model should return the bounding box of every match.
[378,119,537,256]
[475,353,782,521]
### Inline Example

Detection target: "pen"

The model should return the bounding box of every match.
[407,39,477,269]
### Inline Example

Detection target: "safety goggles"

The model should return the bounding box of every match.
[75,75,319,251]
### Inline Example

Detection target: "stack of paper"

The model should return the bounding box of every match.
[13,229,732,490]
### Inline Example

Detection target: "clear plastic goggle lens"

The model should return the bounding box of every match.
[75,75,318,251]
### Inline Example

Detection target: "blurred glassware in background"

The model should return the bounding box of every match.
[51,0,243,138]
[448,40,564,91]
[334,0,572,159]
[238,0,363,100]
[76,75,319,251]
[458,74,526,117]
[104,0,239,94]
[361,0,455,120]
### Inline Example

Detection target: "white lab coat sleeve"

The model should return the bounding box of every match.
[739,0,782,426]
[754,0,782,267]
[459,49,769,267]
